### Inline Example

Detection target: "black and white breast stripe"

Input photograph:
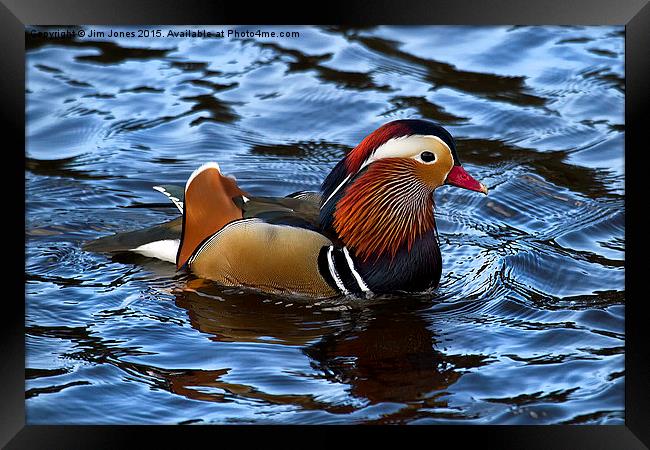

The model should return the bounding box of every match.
[318,245,372,297]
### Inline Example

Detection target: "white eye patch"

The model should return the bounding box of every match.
[360,134,450,170]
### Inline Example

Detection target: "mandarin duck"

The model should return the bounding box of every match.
[85,119,487,298]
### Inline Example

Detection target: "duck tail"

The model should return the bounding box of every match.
[176,162,247,269]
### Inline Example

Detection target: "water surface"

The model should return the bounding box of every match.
[26,25,624,424]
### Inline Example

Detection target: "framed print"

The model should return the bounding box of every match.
[3,0,649,447]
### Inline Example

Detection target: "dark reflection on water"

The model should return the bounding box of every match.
[342,32,548,107]
[26,25,624,424]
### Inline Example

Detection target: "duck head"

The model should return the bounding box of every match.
[320,119,487,263]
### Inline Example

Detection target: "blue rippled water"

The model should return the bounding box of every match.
[25,25,624,424]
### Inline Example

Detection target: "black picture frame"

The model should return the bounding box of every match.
[4,0,648,447]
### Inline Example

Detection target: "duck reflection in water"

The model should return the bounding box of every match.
[148,279,491,419]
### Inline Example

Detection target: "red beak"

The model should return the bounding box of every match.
[445,165,488,194]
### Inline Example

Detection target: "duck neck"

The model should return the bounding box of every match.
[322,159,438,263]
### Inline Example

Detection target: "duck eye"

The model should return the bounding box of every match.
[420,151,436,163]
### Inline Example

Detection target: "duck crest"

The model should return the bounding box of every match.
[321,121,424,209]
[344,120,420,174]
